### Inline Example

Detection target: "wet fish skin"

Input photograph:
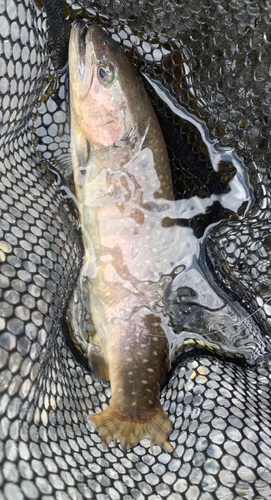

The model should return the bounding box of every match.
[69,21,174,452]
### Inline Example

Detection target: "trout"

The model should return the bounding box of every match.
[69,21,175,452]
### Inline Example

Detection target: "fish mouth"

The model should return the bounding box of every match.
[71,20,96,93]
[75,20,88,75]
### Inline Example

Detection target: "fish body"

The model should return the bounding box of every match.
[69,21,174,452]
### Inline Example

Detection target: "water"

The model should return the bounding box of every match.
[64,74,270,367]
[143,73,253,215]
[139,77,270,364]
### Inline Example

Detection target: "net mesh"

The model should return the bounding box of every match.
[1,0,271,498]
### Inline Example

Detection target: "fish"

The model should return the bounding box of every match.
[69,20,175,452]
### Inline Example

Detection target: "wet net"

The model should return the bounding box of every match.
[1,0,271,498]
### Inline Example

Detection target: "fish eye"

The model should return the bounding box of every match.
[98,61,118,85]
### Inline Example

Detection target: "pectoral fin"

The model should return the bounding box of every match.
[88,334,109,381]
[71,122,91,191]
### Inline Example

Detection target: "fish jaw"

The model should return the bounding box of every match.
[69,21,90,98]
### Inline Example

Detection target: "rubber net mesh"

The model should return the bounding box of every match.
[1,0,271,499]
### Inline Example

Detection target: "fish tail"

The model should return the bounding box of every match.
[89,401,174,453]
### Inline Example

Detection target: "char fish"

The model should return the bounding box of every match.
[69,21,175,452]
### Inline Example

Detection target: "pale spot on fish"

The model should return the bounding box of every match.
[146,388,152,393]
[153,351,158,356]
[131,391,136,395]
[128,371,133,375]
[147,368,154,373]
[148,400,153,404]
[127,358,132,362]
[153,337,158,341]
[131,402,137,406]
[140,344,146,348]
[141,380,148,384]
[124,346,130,350]
[143,359,148,363]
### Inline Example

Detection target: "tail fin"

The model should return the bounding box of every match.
[89,401,174,453]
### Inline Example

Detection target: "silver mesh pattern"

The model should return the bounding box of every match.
[1,1,271,499]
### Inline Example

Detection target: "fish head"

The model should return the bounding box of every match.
[69,21,141,150]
